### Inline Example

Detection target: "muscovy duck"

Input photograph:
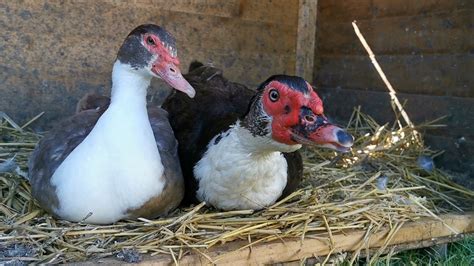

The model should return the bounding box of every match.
[162,62,354,210]
[28,24,195,224]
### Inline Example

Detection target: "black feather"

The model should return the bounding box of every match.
[162,64,303,205]
[257,75,310,94]
[188,60,204,72]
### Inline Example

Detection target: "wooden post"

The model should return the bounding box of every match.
[295,0,318,82]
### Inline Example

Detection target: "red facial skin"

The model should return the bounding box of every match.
[142,34,195,98]
[261,81,324,145]
[143,33,180,67]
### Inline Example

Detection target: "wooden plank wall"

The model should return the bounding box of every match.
[0,0,299,129]
[295,0,318,81]
[314,0,474,177]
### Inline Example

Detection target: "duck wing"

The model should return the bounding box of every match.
[76,92,110,113]
[281,151,303,199]
[28,110,101,214]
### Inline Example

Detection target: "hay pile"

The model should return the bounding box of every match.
[0,109,473,264]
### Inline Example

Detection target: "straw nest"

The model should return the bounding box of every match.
[1,109,473,264]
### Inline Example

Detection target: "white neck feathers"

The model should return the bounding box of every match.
[110,61,151,107]
[232,122,302,155]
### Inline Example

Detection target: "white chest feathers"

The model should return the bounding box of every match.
[51,104,165,224]
[194,124,291,210]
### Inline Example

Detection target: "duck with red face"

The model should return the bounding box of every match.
[255,78,353,152]
[163,62,354,211]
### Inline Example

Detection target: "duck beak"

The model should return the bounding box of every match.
[152,62,196,98]
[291,108,354,152]
[307,124,354,152]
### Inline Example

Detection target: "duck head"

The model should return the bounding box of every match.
[116,24,195,98]
[242,75,354,152]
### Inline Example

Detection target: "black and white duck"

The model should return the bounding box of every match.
[28,24,195,224]
[162,62,354,210]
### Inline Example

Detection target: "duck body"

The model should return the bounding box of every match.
[193,121,303,210]
[28,25,195,224]
[164,62,354,210]
[163,63,318,210]
[30,63,182,224]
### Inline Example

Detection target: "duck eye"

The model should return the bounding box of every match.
[146,36,155,45]
[269,89,279,102]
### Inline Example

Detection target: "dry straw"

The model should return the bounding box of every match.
[0,109,473,264]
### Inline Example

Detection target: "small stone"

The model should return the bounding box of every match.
[116,249,142,263]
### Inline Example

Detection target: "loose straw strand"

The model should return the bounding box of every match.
[351,21,416,133]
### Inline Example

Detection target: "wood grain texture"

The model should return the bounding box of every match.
[319,0,473,22]
[281,233,472,265]
[318,9,474,55]
[313,0,474,176]
[314,1,474,98]
[295,0,318,82]
[84,213,474,265]
[316,54,473,97]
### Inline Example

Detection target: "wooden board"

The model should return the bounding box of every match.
[319,0,473,23]
[318,9,473,55]
[314,0,474,98]
[295,0,318,82]
[89,213,474,265]
[313,0,474,176]
[316,54,473,97]
[281,233,471,265]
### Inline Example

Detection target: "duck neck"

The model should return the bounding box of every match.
[110,61,151,109]
[230,122,302,156]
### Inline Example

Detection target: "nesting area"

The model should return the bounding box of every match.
[0,108,473,264]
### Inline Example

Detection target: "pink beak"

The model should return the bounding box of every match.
[291,109,354,152]
[152,62,196,98]
[307,124,354,152]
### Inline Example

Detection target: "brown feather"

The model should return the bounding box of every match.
[75,92,111,113]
